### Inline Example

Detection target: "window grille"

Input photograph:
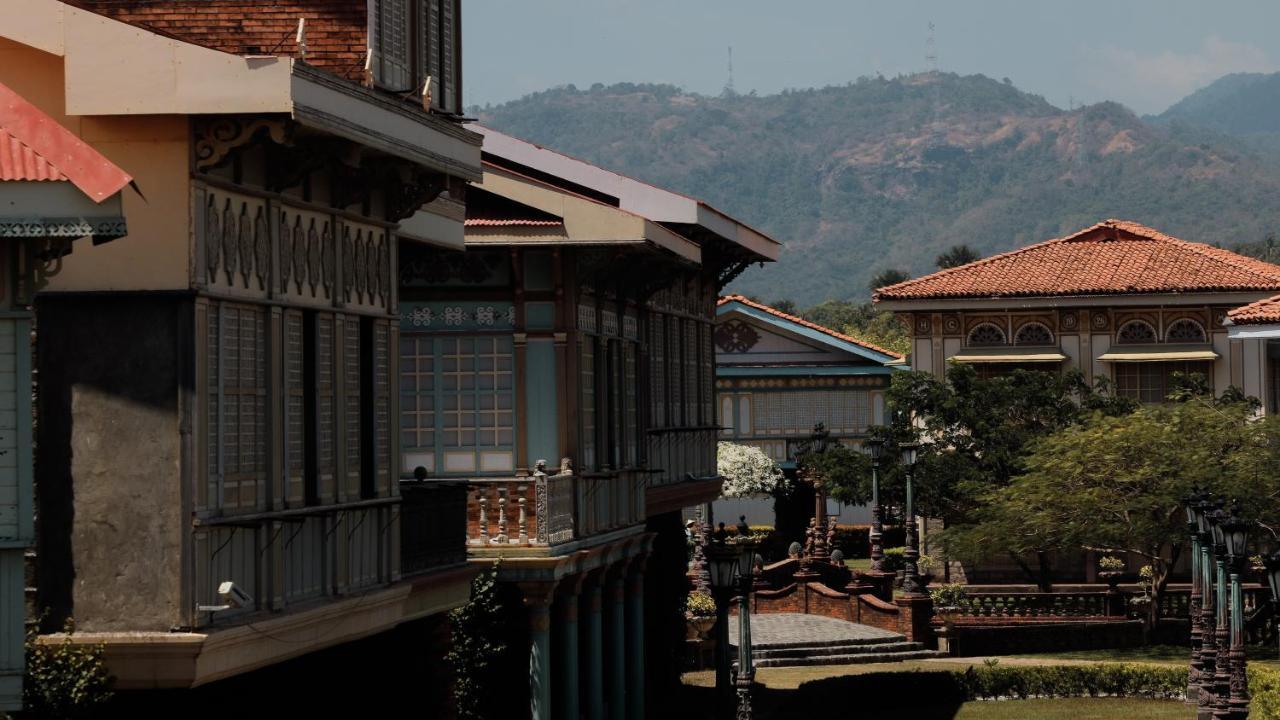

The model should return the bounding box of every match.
[1013,322,1054,346]
[1164,318,1207,343]
[1116,320,1158,344]
[967,322,1007,347]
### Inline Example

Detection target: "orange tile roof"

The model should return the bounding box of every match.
[70,1,368,83]
[874,220,1280,302]
[0,81,131,201]
[1227,294,1280,325]
[717,294,904,360]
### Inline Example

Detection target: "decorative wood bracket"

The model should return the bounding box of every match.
[386,170,448,222]
[194,117,292,172]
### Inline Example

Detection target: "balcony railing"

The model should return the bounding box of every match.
[466,461,645,549]
[399,480,468,575]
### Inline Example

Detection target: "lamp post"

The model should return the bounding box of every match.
[1220,506,1250,720]
[1186,492,1205,706]
[733,537,761,720]
[1197,495,1218,720]
[1209,506,1232,719]
[899,441,923,596]
[705,540,742,720]
[867,438,886,572]
[807,424,832,565]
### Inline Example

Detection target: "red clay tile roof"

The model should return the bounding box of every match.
[874,220,1280,302]
[0,82,131,200]
[717,294,904,360]
[1227,295,1280,325]
[69,1,368,82]
[465,218,562,227]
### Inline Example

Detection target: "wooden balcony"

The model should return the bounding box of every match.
[466,463,646,554]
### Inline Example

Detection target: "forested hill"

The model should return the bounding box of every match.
[1152,72,1280,153]
[476,73,1280,306]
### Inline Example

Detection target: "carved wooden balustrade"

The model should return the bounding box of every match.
[466,464,645,551]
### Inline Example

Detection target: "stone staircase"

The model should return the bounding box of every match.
[728,612,946,668]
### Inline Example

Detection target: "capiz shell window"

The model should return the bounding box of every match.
[399,334,514,475]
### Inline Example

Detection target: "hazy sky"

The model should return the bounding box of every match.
[464,1,1280,115]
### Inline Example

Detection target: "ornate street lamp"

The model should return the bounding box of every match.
[1221,506,1250,720]
[1185,492,1205,706]
[704,540,742,720]
[1207,506,1232,718]
[867,438,886,573]
[733,537,761,720]
[806,424,833,565]
[899,441,923,596]
[1196,494,1219,720]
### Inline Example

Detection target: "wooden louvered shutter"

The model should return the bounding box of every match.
[438,0,458,112]
[343,316,363,499]
[372,0,412,90]
[283,310,306,506]
[316,313,338,503]
[372,320,392,496]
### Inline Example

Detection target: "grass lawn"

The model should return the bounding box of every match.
[844,557,872,571]
[1007,644,1280,669]
[682,661,1194,719]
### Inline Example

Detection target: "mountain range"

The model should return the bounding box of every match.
[476,72,1280,307]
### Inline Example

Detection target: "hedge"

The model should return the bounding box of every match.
[789,663,1280,715]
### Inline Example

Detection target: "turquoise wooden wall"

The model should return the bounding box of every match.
[525,339,558,465]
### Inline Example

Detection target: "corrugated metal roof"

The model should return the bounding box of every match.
[0,127,68,182]
[0,81,132,201]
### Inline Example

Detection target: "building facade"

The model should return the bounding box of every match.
[411,127,778,719]
[5,0,481,692]
[876,220,1280,406]
[713,295,901,524]
[0,80,133,712]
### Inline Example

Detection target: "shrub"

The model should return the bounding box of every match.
[1252,665,1280,720]
[881,547,906,573]
[1098,556,1125,572]
[685,592,717,618]
[930,582,967,610]
[449,563,523,720]
[953,663,1185,701]
[23,619,113,720]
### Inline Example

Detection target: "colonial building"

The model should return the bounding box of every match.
[875,220,1280,406]
[712,295,901,523]
[5,0,480,693]
[0,80,133,712]
[401,126,778,719]
[1226,295,1280,413]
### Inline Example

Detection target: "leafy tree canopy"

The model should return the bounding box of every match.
[935,244,982,269]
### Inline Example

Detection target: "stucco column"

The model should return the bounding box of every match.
[583,577,605,720]
[520,582,557,720]
[555,581,582,720]
[625,561,647,720]
[606,568,627,720]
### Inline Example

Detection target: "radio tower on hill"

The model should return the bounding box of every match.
[723,46,736,97]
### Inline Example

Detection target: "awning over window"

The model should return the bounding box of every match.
[1096,344,1219,362]
[949,347,1067,364]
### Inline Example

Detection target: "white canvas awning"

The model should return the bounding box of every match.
[1096,345,1219,362]
[949,347,1067,364]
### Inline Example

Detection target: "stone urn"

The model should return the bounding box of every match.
[1098,570,1124,593]
[686,615,716,641]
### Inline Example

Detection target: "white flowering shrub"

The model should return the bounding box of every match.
[718,441,785,498]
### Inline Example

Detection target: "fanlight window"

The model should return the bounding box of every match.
[1164,318,1207,343]
[1014,322,1054,346]
[1116,320,1158,344]
[967,323,1007,347]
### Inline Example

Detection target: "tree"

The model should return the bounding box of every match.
[718,441,786,497]
[802,300,911,356]
[944,390,1268,623]
[935,244,981,269]
[771,299,798,315]
[869,269,910,294]
[448,563,523,720]
[845,364,1135,588]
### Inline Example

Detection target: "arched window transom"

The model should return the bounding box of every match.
[967,322,1007,347]
[1116,320,1158,344]
[1014,322,1055,346]
[1164,318,1207,343]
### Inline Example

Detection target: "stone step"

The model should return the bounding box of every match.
[749,641,927,659]
[751,649,948,668]
[730,632,910,651]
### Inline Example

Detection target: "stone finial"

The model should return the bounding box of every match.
[559,457,573,475]
[788,542,802,559]
[535,459,547,475]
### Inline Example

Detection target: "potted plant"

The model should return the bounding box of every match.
[685,591,717,640]
[917,554,937,589]
[929,582,968,654]
[1097,555,1125,591]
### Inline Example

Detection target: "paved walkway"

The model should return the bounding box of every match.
[728,612,903,647]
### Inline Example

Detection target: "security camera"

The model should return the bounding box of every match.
[218,581,253,609]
